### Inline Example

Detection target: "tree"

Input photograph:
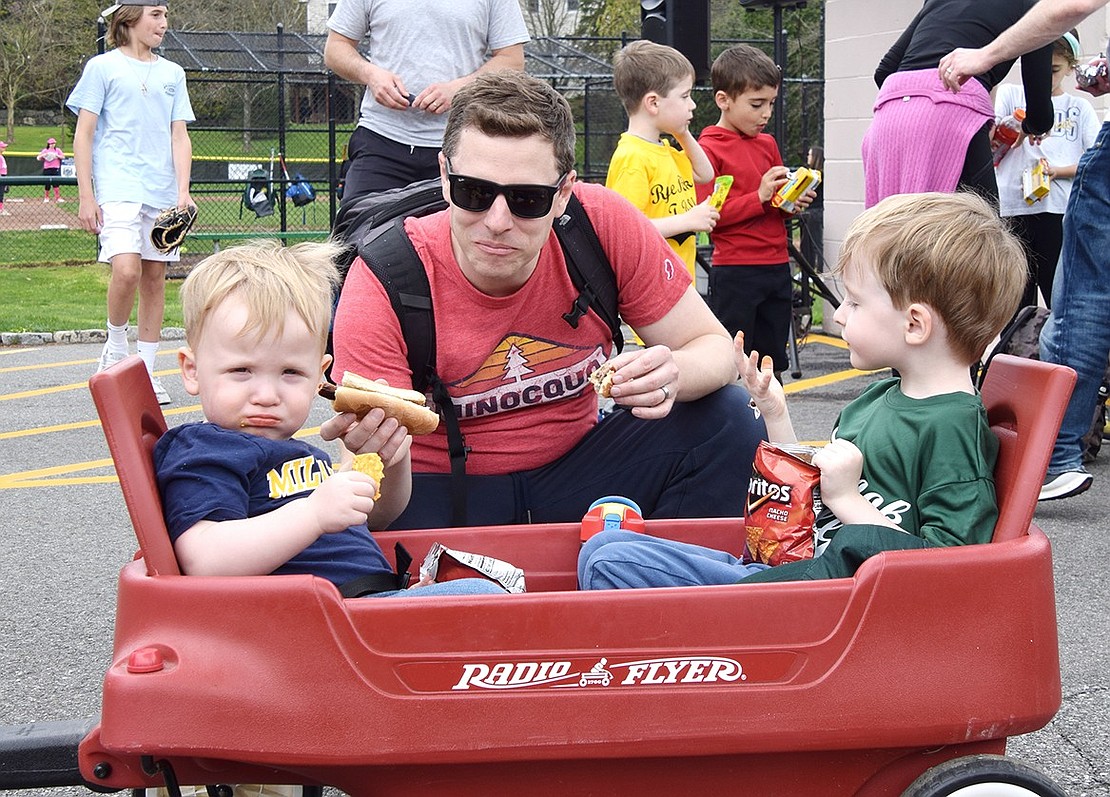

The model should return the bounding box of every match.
[522,0,580,38]
[576,0,638,39]
[162,0,308,153]
[169,0,306,32]
[0,0,100,143]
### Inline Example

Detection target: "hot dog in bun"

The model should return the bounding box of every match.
[319,371,440,435]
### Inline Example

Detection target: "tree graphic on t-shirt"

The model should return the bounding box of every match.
[504,342,534,382]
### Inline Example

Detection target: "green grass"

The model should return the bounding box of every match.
[3,124,334,164]
[1,124,72,151]
[0,229,97,266]
[0,264,183,332]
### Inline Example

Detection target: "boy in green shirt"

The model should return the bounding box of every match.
[579,191,1027,588]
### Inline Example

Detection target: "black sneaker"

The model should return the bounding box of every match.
[1038,469,1094,501]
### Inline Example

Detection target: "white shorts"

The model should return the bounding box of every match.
[99,202,180,264]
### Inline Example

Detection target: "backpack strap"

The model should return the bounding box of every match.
[358,220,470,526]
[359,219,437,393]
[555,194,624,354]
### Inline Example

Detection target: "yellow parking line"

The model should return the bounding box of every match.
[0,404,200,440]
[785,368,875,394]
[0,350,179,375]
[0,367,180,401]
[0,458,115,489]
[0,426,323,488]
[0,357,93,372]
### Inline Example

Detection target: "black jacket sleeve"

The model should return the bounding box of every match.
[1019,42,1056,136]
[875,7,925,88]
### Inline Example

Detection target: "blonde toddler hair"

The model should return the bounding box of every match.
[180,239,341,352]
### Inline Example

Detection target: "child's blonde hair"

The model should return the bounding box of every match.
[710,44,781,98]
[180,240,341,352]
[837,192,1026,364]
[613,40,695,116]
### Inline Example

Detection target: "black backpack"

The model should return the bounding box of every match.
[330,178,623,525]
[240,169,274,219]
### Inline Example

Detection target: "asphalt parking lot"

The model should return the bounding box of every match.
[0,335,1107,796]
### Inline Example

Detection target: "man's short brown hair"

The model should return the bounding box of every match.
[837,192,1026,364]
[612,40,695,116]
[442,71,576,177]
[711,44,781,98]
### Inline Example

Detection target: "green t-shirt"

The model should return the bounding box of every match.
[814,377,999,552]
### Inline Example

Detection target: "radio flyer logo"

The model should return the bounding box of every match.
[451,655,747,691]
[448,334,606,419]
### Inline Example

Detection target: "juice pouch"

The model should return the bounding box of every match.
[708,175,734,210]
[743,442,822,566]
[1022,158,1052,205]
[771,167,822,214]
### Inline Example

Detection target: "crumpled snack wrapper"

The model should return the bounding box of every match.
[744,442,823,566]
[420,542,526,594]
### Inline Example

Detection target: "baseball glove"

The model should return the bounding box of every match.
[150,205,198,254]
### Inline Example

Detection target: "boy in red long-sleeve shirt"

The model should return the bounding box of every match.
[696,44,816,375]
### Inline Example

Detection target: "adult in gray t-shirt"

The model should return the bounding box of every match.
[324,0,529,202]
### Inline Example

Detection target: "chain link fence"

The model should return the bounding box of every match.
[1,32,823,266]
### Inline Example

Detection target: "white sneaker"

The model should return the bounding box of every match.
[43,197,49,203]
[97,343,128,372]
[0,210,9,216]
[1038,469,1093,501]
[150,376,172,406]
[56,198,66,203]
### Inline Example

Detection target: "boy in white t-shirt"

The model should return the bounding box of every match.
[67,0,195,405]
[994,29,1101,308]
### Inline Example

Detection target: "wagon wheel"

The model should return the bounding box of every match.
[902,754,1067,797]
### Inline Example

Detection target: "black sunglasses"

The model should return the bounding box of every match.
[445,158,569,219]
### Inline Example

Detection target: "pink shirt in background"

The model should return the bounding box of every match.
[38,146,65,169]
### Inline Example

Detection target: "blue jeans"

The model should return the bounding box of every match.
[578,529,770,590]
[372,578,506,598]
[1040,121,1110,474]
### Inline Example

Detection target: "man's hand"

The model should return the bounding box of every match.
[365,63,415,110]
[307,469,377,533]
[605,345,680,420]
[77,198,102,234]
[320,405,412,467]
[1076,55,1110,96]
[413,80,461,115]
[938,48,993,92]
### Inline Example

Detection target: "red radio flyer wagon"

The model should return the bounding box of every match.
[0,354,1071,797]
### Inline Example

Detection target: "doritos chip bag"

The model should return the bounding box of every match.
[744,442,822,566]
